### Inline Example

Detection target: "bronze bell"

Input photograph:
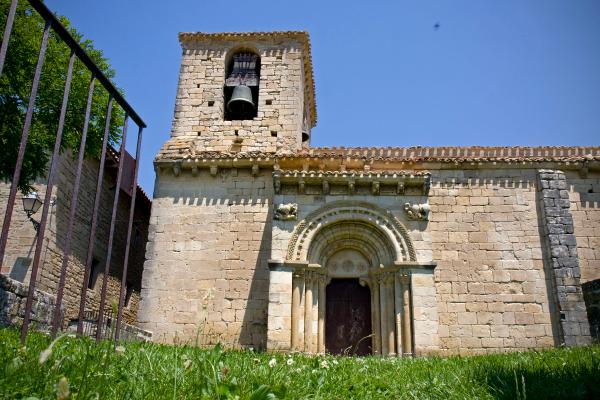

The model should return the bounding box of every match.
[227,85,255,115]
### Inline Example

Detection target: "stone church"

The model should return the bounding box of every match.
[138,31,599,356]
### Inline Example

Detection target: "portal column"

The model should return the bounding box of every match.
[394,273,403,356]
[401,273,412,356]
[371,279,381,355]
[385,273,396,356]
[304,271,314,353]
[291,270,304,351]
[379,275,389,356]
[317,275,326,354]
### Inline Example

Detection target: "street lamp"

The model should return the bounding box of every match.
[22,192,43,218]
[22,192,43,231]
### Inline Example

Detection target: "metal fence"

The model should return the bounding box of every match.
[0,0,146,344]
[70,309,151,342]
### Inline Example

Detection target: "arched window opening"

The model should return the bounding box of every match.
[224,52,260,120]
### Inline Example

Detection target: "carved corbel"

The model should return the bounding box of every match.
[252,164,260,177]
[274,177,281,194]
[191,165,198,177]
[579,160,589,179]
[173,162,181,177]
[298,180,306,194]
[348,179,356,195]
[423,175,431,195]
[322,180,330,195]
[396,182,405,195]
[404,202,431,221]
[371,181,380,195]
[210,165,218,177]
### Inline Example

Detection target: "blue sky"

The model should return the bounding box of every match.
[44,0,600,194]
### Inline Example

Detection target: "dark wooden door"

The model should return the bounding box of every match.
[325,279,372,355]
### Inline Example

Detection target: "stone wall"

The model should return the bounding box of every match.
[566,170,600,284]
[138,167,272,347]
[143,163,599,354]
[428,169,558,354]
[0,151,149,328]
[0,274,61,331]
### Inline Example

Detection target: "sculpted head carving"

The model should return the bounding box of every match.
[404,202,431,221]
[274,203,298,221]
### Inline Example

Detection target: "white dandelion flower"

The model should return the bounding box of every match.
[268,358,277,368]
[57,376,70,400]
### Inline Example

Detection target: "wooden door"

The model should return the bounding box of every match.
[325,279,372,355]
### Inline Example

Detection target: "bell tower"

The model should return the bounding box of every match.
[172,31,316,153]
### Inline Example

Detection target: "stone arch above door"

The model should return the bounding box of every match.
[286,201,416,263]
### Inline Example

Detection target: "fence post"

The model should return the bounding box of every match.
[51,74,96,337]
[0,18,51,271]
[0,0,18,76]
[115,126,143,342]
[20,49,76,343]
[77,95,113,335]
[96,114,129,342]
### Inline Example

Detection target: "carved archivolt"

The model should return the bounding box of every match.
[286,201,416,262]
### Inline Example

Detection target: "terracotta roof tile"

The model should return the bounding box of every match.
[155,138,600,164]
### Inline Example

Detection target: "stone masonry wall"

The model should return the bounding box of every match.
[566,170,600,284]
[0,151,148,328]
[171,37,306,153]
[0,273,62,331]
[138,167,272,347]
[429,169,557,354]
[537,170,591,346]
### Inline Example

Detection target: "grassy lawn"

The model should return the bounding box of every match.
[0,329,598,399]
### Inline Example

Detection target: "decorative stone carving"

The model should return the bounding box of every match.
[287,201,417,262]
[404,202,430,221]
[274,203,298,221]
[173,163,181,177]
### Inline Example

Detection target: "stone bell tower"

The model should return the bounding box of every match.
[138,32,317,346]
[172,31,316,153]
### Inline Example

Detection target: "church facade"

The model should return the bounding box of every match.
[138,31,599,356]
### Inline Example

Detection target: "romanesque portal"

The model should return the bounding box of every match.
[268,202,436,356]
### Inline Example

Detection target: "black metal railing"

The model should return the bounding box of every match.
[71,309,150,342]
[0,0,146,344]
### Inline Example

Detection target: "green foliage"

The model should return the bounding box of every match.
[0,0,124,193]
[0,329,599,399]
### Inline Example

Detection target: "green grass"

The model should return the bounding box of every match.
[0,329,598,399]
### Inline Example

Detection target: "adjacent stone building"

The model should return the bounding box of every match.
[0,147,151,328]
[139,31,599,355]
